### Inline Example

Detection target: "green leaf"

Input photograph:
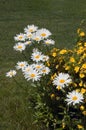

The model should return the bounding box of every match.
[31,83,37,87]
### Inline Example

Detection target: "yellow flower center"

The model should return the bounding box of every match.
[20,64,24,67]
[46,41,50,44]
[30,73,36,78]
[35,55,40,59]
[43,57,47,60]
[26,68,30,71]
[27,41,31,44]
[36,65,41,69]
[10,72,13,76]
[27,34,32,37]
[59,79,65,83]
[35,37,39,41]
[42,69,46,73]
[18,45,22,49]
[29,29,33,32]
[72,96,78,101]
[19,36,23,39]
[41,33,46,37]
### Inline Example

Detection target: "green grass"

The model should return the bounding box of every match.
[0,0,86,129]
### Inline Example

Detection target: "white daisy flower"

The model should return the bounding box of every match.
[41,67,50,75]
[24,41,32,45]
[14,33,26,41]
[36,28,52,39]
[65,91,84,105]
[31,49,44,62]
[33,63,45,72]
[6,70,17,78]
[53,73,72,90]
[25,32,33,39]
[16,61,28,70]
[24,69,41,82]
[13,43,26,52]
[32,33,42,42]
[24,25,38,33]
[22,64,33,73]
[44,39,55,45]
[42,55,49,62]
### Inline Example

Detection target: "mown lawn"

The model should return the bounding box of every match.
[0,0,86,130]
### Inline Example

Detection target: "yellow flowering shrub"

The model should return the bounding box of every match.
[35,29,86,130]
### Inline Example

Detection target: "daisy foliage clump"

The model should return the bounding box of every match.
[6,25,86,130]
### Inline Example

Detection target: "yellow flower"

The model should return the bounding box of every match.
[50,93,55,99]
[59,49,67,54]
[83,53,86,57]
[46,61,50,67]
[84,42,86,47]
[51,73,57,80]
[82,111,86,115]
[79,81,83,87]
[84,83,86,88]
[77,124,83,129]
[56,86,61,90]
[77,28,81,34]
[52,52,57,57]
[51,76,53,80]
[65,65,70,70]
[79,73,85,78]
[74,66,80,73]
[79,32,85,37]
[81,88,86,94]
[79,46,83,50]
[77,42,82,46]
[62,122,65,128]
[73,83,77,87]
[76,89,80,92]
[77,49,83,54]
[56,64,59,69]
[52,48,58,51]
[80,105,85,111]
[81,63,86,69]
[70,57,75,63]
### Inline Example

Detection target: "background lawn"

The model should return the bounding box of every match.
[0,0,86,130]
